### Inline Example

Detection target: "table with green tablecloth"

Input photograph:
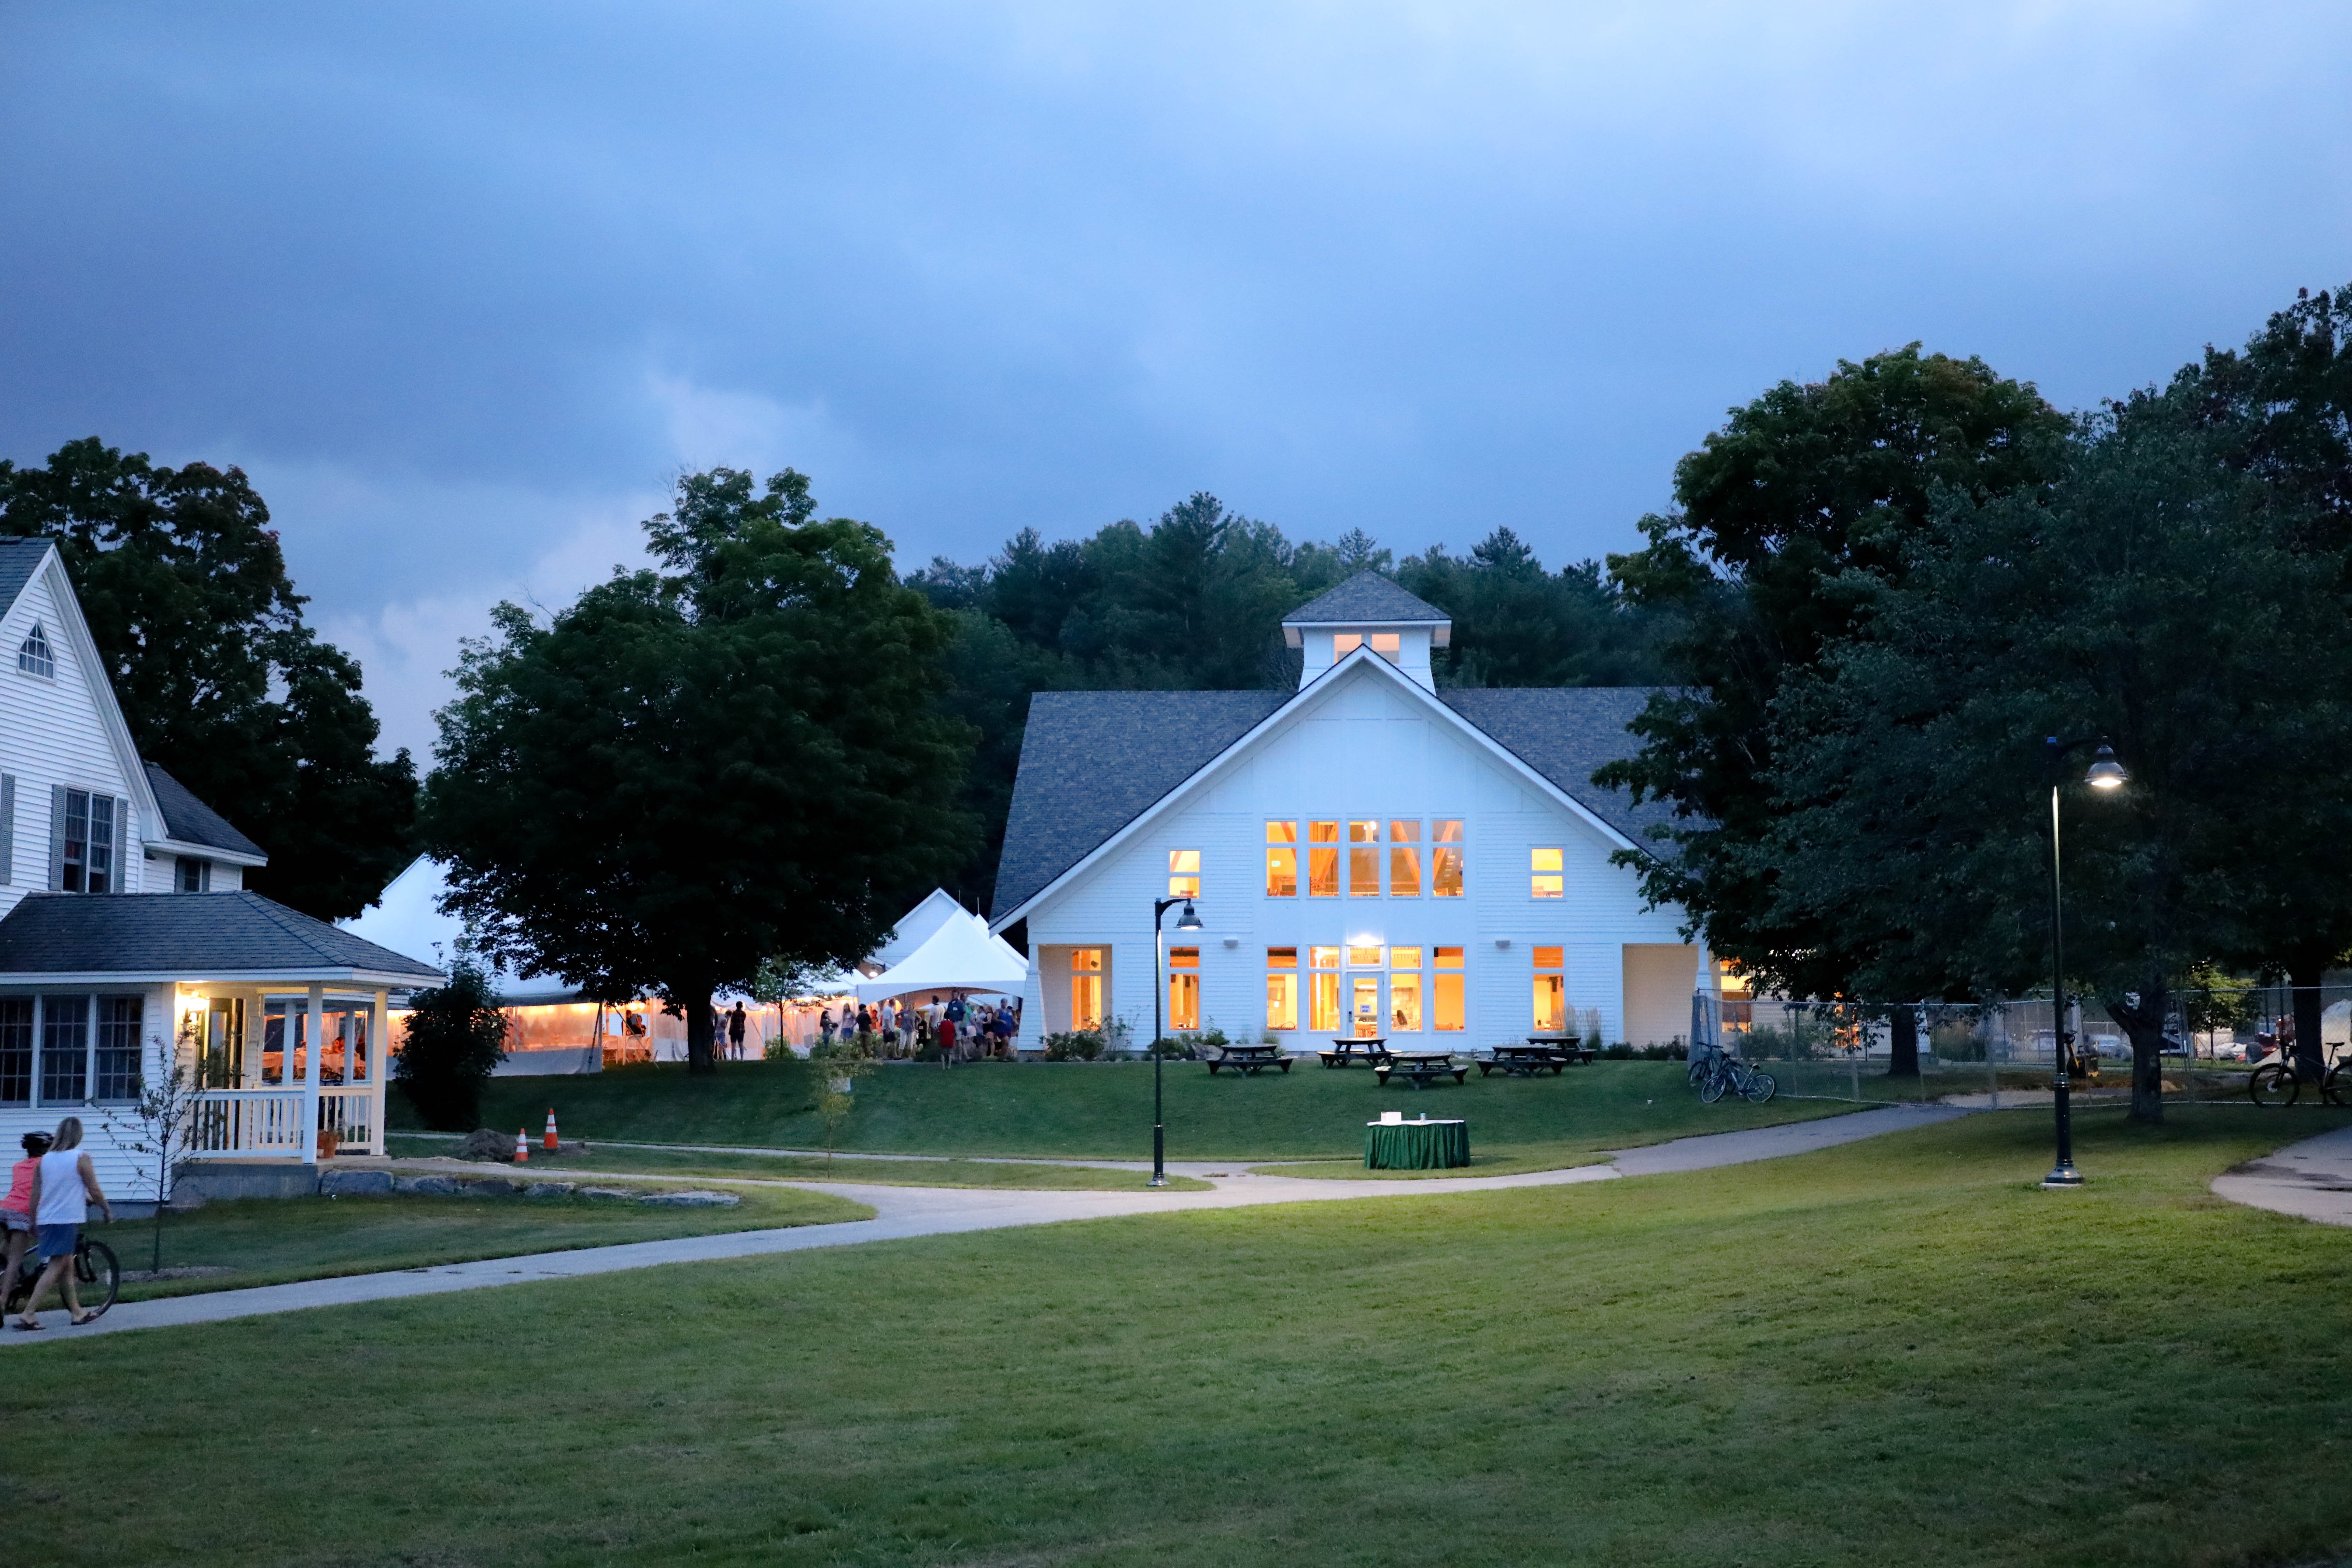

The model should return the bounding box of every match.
[1363,1117,1470,1169]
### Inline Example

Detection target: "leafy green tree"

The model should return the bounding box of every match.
[1597,345,2070,1069]
[422,468,975,1075]
[393,955,510,1131]
[1398,528,1665,688]
[1756,410,2349,1121]
[0,438,417,918]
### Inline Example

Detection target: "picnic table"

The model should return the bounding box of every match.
[1206,1043,1293,1075]
[1526,1034,1598,1065]
[1479,1042,1569,1077]
[1374,1051,1467,1089]
[1364,1116,1470,1169]
[1318,1036,1390,1068]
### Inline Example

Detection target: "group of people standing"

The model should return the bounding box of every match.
[819,994,1020,1060]
[4,1118,112,1330]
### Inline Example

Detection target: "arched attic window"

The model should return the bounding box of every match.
[16,623,54,678]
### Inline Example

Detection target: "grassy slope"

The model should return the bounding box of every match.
[413,1057,1853,1163]
[15,1106,2352,1567]
[102,1183,870,1302]
[383,1135,1215,1191]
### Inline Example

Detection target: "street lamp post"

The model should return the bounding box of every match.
[1149,895,1202,1189]
[2043,736,2127,1189]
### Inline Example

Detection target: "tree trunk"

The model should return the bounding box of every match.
[1886,1006,1920,1079]
[2106,974,2169,1125]
[2288,953,2329,1087]
[685,992,719,1076]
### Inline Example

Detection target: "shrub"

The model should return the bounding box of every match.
[1600,1043,1638,1060]
[1148,1037,1191,1059]
[393,956,508,1131]
[1043,1030,1105,1061]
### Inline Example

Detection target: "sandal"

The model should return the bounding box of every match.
[67,1312,97,1326]
[13,1317,43,1331]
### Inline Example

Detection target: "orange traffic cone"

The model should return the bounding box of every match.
[512,1128,530,1164]
[544,1108,560,1151]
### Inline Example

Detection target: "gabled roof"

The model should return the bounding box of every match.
[991,690,1287,918]
[870,889,976,972]
[1280,571,1450,626]
[144,764,266,860]
[0,891,446,985]
[0,539,51,619]
[1436,688,1677,847]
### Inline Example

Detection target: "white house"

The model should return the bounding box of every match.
[990,573,1707,1054]
[0,539,441,1198]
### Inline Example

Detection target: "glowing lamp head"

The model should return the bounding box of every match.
[2086,743,2127,791]
[1174,900,1203,932]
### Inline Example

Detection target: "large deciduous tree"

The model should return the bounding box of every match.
[422,468,975,1074]
[0,438,417,918]
[1597,345,2069,1070]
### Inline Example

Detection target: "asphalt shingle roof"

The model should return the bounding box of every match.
[0,539,52,622]
[1280,571,1451,625]
[144,764,266,859]
[991,680,1685,919]
[992,690,1287,918]
[0,891,445,981]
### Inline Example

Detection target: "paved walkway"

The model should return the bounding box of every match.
[2211,1122,2352,1228]
[7,1104,1966,1344]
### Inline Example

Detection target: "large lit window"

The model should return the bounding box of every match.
[1390,948,1423,1032]
[1167,946,1200,1031]
[1310,947,1340,1032]
[1388,820,1422,897]
[59,789,115,894]
[1531,847,1564,898]
[1350,974,1381,1038]
[1265,821,1297,897]
[1307,821,1340,897]
[16,623,53,679]
[1071,948,1105,1032]
[1349,820,1380,896]
[1266,948,1298,1031]
[1347,944,1383,969]
[1533,945,1566,1032]
[1168,849,1200,898]
[0,998,28,1106]
[1433,820,1465,897]
[1434,947,1465,1032]
[1333,632,1361,656]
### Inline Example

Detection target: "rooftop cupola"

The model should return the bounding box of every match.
[1281,570,1451,691]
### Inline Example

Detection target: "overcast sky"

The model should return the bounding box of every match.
[4,2,2348,758]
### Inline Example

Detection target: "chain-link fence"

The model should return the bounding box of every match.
[1689,987,2352,1106]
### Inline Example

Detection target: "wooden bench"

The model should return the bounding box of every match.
[1207,1044,1293,1075]
[1317,1037,1390,1069]
[1479,1043,1568,1077]
[1374,1052,1467,1089]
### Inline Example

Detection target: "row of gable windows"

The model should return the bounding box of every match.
[1159,828,1577,901]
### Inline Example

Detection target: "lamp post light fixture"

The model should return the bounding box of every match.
[1149,895,1202,1189]
[2043,735,2128,1189]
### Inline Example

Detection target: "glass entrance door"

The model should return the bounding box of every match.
[1351,976,1381,1038]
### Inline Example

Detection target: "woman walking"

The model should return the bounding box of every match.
[13,1117,111,1329]
[1,1131,49,1298]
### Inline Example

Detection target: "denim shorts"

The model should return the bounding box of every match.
[35,1224,77,1261]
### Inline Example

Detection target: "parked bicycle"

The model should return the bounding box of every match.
[2,1229,118,1321]
[1696,1047,1777,1105]
[2248,1049,2352,1110]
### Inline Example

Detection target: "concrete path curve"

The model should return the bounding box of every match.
[5,1103,1967,1345]
[2211,1122,2352,1228]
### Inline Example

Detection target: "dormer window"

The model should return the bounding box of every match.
[1331,632,1401,663]
[16,623,54,679]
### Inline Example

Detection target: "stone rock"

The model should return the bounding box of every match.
[636,1189,741,1208]
[575,1186,637,1202]
[522,1181,576,1199]
[319,1169,394,1197]
[462,1178,519,1198]
[457,1128,515,1162]
[393,1174,461,1195]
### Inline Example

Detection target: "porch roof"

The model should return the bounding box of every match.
[0,891,447,987]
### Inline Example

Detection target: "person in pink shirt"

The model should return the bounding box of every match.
[0,1132,49,1293]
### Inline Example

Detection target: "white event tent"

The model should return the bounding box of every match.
[855,903,1029,1004]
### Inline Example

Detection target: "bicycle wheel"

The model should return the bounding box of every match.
[2325,1062,2352,1109]
[2249,1064,2299,1109]
[74,1239,118,1317]
[1699,1068,1730,1104]
[1742,1071,1777,1104]
[1687,1055,1711,1088]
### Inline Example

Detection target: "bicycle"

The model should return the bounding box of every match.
[3,1230,118,1322]
[2248,1051,2352,1110]
[1688,1041,1723,1089]
[1698,1050,1778,1105]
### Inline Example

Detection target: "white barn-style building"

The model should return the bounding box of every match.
[990,573,1710,1055]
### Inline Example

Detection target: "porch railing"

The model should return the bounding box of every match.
[186,1088,309,1159]
[318,1086,378,1156]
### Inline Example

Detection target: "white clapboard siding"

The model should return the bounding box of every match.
[1023,659,1698,1050]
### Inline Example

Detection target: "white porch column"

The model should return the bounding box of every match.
[371,989,389,1156]
[303,983,324,1165]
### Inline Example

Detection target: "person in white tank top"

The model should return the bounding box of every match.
[13,1116,111,1330]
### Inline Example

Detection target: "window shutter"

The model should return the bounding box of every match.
[48,785,65,891]
[0,773,13,884]
[112,798,127,893]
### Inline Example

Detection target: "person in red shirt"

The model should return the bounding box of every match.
[1,1132,51,1298]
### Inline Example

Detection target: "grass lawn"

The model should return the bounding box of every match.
[407,1056,1855,1164]
[98,1181,870,1303]
[382,1134,1215,1191]
[15,1105,2352,1566]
